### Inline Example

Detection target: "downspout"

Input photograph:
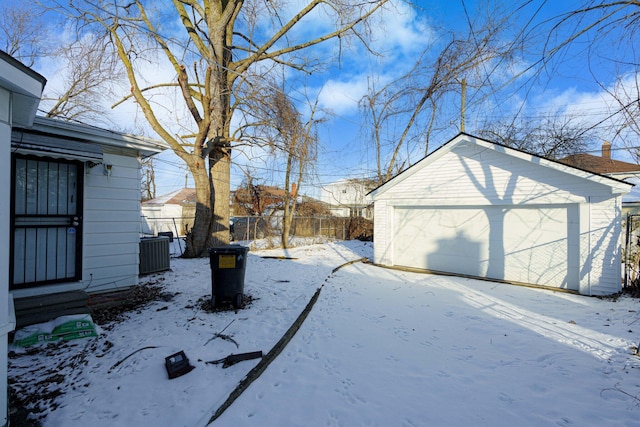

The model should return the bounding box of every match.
[624,212,630,289]
[388,203,394,266]
[587,196,592,296]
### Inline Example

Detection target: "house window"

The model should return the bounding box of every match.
[350,207,363,218]
[11,155,83,288]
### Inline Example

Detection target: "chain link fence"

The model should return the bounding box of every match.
[624,213,640,290]
[141,215,373,243]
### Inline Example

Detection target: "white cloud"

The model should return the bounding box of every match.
[316,76,371,116]
[468,71,640,160]
[367,0,434,60]
[28,0,445,194]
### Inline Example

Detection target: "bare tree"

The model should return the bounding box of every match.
[242,80,321,248]
[270,90,320,249]
[517,1,640,148]
[54,0,389,257]
[141,158,156,201]
[0,3,48,67]
[44,34,124,123]
[536,2,640,75]
[233,181,269,217]
[477,114,594,159]
[360,10,517,185]
[0,3,127,126]
[596,73,640,161]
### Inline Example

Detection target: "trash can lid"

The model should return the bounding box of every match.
[208,245,249,255]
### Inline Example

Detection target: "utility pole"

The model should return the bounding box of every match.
[461,78,466,133]
[141,159,156,200]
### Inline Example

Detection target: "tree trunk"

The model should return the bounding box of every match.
[183,164,213,257]
[282,202,291,249]
[208,147,231,250]
[281,152,294,249]
[181,146,231,258]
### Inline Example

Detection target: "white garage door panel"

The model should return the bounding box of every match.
[393,206,577,289]
[394,208,491,277]
[502,207,571,287]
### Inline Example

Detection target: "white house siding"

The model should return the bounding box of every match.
[320,179,373,218]
[83,151,142,293]
[0,52,46,427]
[372,135,630,296]
[141,204,185,235]
[383,145,602,206]
[0,89,13,427]
[0,88,12,322]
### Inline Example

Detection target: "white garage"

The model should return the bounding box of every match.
[370,134,633,296]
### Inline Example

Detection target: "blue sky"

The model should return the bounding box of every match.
[289,0,639,195]
[10,0,638,197]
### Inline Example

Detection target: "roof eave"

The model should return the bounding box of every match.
[0,51,47,127]
[31,116,168,156]
[369,132,634,199]
[472,137,633,193]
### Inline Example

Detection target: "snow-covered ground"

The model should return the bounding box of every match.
[9,240,640,426]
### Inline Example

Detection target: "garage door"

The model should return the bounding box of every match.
[393,206,579,290]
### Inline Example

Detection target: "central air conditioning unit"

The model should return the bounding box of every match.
[139,236,171,275]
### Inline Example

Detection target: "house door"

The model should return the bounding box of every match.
[11,155,83,288]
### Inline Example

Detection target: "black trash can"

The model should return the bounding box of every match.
[208,245,249,309]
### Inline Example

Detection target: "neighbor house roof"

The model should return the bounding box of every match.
[558,142,640,174]
[143,188,196,206]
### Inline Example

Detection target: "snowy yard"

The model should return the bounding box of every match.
[8,240,640,426]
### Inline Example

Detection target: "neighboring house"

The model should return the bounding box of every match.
[142,188,196,237]
[559,141,640,215]
[559,141,640,180]
[11,118,167,305]
[232,184,298,216]
[319,178,375,219]
[370,133,632,296]
[142,185,307,239]
[0,50,47,427]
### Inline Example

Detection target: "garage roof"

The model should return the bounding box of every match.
[369,133,633,198]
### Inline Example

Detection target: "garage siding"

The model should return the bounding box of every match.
[581,196,622,295]
[373,201,390,265]
[384,147,600,206]
[372,135,630,295]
